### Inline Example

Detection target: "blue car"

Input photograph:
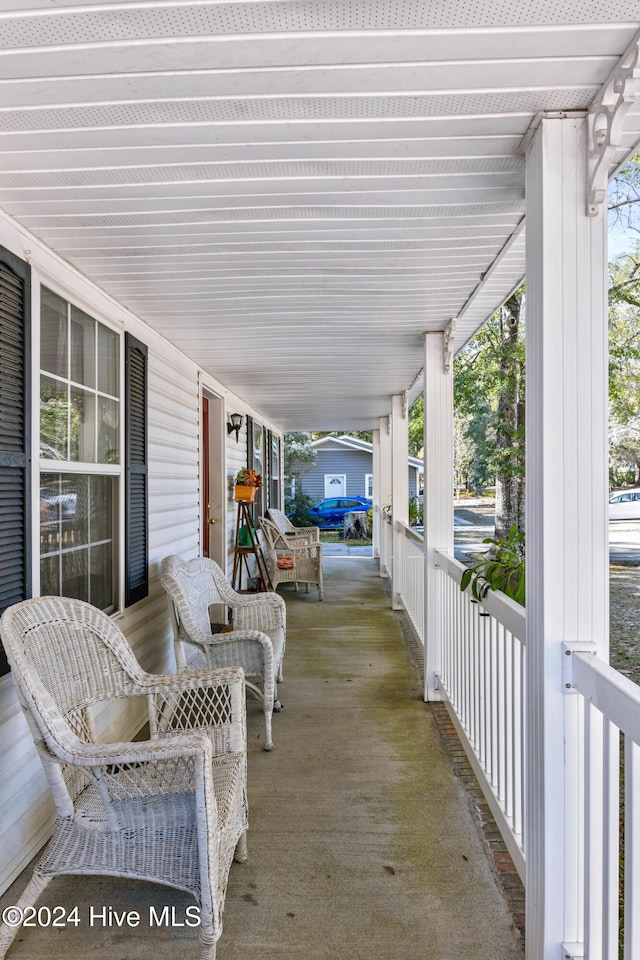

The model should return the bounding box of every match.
[308,496,372,529]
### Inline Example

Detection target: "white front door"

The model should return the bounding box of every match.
[324,474,346,497]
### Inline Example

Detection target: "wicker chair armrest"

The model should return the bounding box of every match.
[232,596,286,632]
[282,533,316,546]
[196,629,271,649]
[52,729,215,770]
[270,541,323,558]
[286,525,320,541]
[138,664,244,690]
[187,630,274,679]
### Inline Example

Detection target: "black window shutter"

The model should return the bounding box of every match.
[272,435,281,510]
[125,334,148,607]
[0,249,31,674]
[245,416,257,521]
[265,429,273,509]
[246,416,254,470]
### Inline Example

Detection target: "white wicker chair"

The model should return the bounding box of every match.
[0,596,248,960]
[261,517,324,600]
[266,507,320,544]
[160,555,286,751]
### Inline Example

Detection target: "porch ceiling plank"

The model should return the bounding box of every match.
[0,2,639,430]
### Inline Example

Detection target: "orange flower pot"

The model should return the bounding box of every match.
[235,485,258,503]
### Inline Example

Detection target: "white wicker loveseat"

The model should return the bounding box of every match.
[261,517,324,600]
[160,555,286,751]
[0,596,248,960]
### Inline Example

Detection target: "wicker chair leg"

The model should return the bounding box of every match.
[273,678,283,712]
[199,936,217,960]
[234,831,248,863]
[264,707,274,751]
[277,662,283,683]
[0,870,52,959]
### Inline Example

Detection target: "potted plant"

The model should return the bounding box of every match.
[460,524,525,606]
[234,468,263,502]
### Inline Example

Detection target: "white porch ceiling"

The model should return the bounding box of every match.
[1,3,639,430]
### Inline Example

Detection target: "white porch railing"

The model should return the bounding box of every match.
[564,647,640,960]
[381,514,393,579]
[395,521,424,639]
[433,547,526,880]
[395,524,640,954]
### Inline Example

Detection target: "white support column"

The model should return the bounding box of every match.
[391,393,408,610]
[378,415,392,578]
[423,332,454,701]
[372,428,381,559]
[525,116,609,960]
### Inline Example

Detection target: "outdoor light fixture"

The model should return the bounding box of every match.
[227,412,243,441]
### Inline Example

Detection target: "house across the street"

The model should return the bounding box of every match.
[303,434,423,503]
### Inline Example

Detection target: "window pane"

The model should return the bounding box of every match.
[62,547,89,601]
[41,287,68,379]
[40,554,60,596]
[90,543,113,611]
[40,473,116,611]
[70,307,96,389]
[70,386,96,462]
[90,475,113,542]
[97,396,119,464]
[40,473,62,553]
[40,376,68,460]
[98,324,119,397]
[65,475,89,545]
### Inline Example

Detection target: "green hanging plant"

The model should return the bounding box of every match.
[460,524,525,606]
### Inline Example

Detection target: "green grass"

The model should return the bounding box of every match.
[319,530,372,545]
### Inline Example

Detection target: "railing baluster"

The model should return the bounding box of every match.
[585,702,604,960]
[625,738,640,960]
[602,719,619,960]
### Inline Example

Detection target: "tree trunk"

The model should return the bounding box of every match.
[494,292,525,542]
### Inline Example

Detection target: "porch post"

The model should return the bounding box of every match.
[525,116,609,959]
[391,393,408,610]
[372,427,381,559]
[423,332,454,701]
[378,415,392,578]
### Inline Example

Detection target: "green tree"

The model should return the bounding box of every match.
[408,396,423,457]
[493,291,525,540]
[284,431,317,485]
[608,254,640,484]
[453,288,525,538]
[283,431,317,523]
[608,152,640,246]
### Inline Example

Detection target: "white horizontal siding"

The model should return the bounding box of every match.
[0,209,284,897]
[0,678,55,891]
[148,351,201,571]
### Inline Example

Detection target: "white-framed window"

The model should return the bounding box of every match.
[39,287,121,612]
[365,473,373,498]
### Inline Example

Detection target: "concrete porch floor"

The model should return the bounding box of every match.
[1,558,524,960]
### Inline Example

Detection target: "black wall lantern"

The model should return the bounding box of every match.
[227,412,243,441]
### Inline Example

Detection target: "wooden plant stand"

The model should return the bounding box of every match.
[231,500,273,592]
